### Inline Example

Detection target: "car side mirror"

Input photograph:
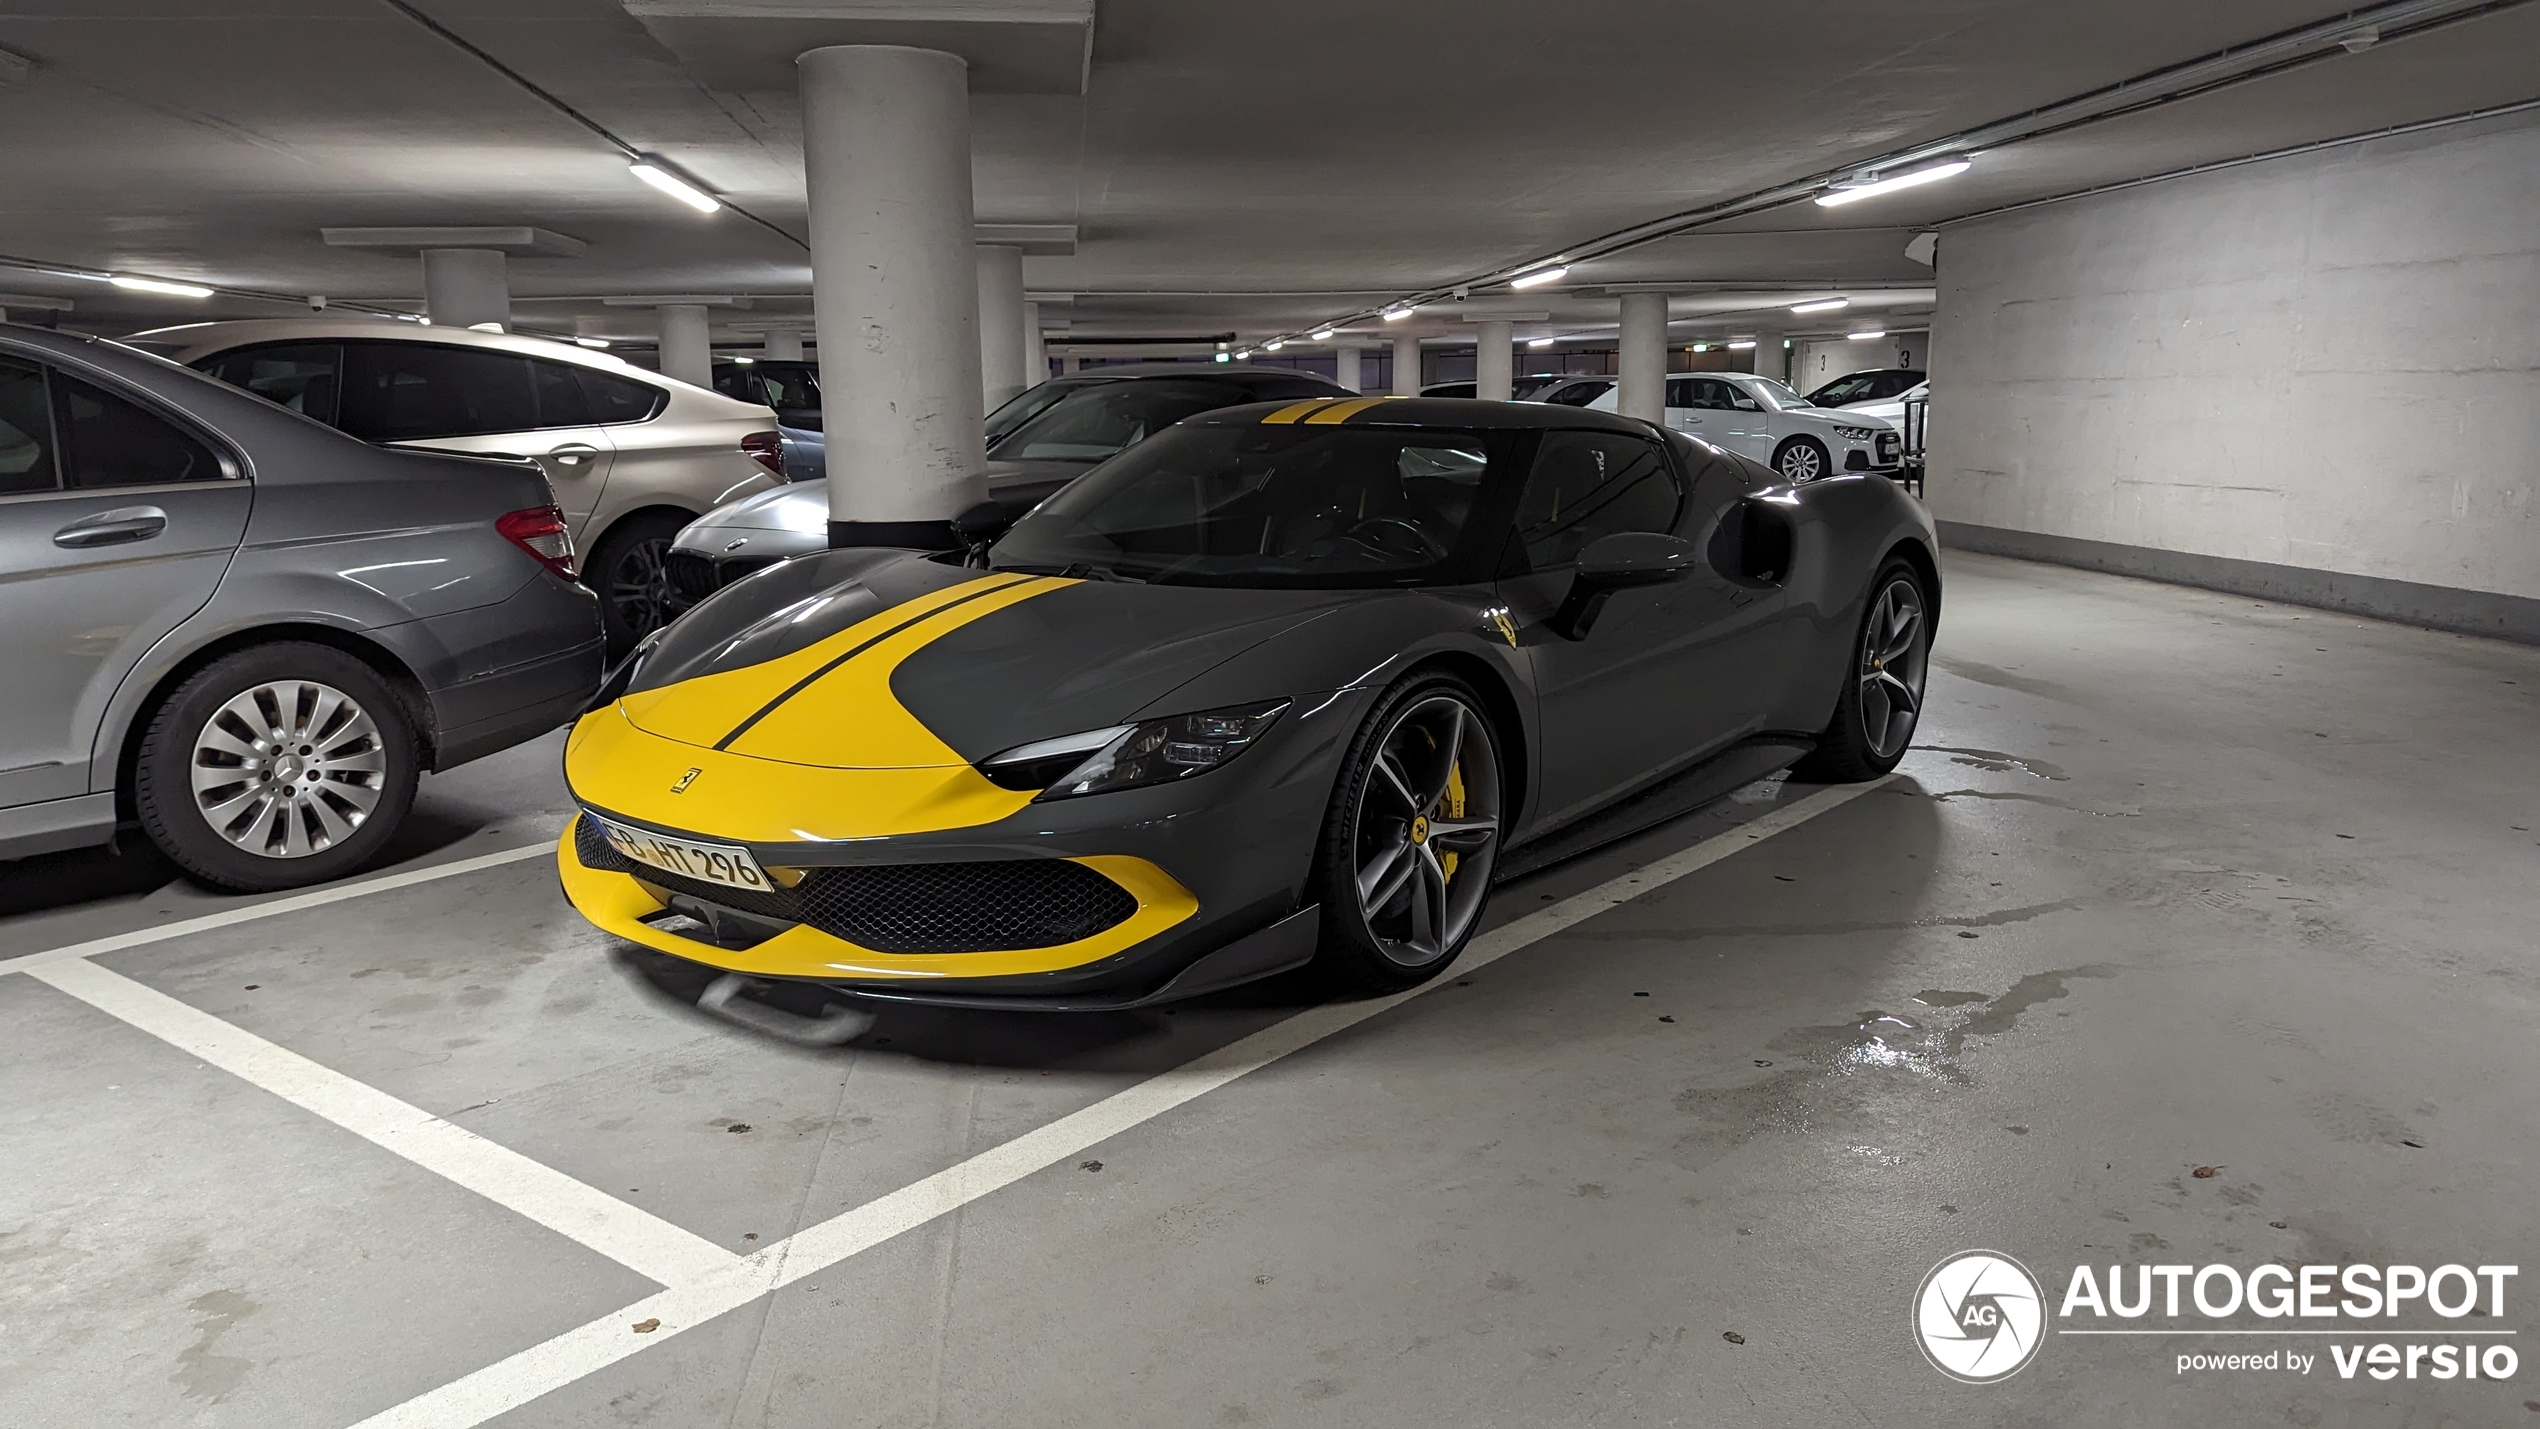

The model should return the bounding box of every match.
[1551,531,1694,640]
[950,498,1020,566]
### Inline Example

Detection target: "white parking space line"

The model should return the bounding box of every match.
[27,956,741,1289]
[0,841,556,978]
[349,777,1891,1429]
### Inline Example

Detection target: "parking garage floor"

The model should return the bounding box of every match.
[4,551,2535,1428]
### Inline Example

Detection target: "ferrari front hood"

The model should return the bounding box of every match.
[608,551,1353,772]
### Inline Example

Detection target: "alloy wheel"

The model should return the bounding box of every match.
[1857,576,1929,759]
[608,535,686,641]
[1779,442,1825,482]
[1351,694,1502,967]
[188,680,389,858]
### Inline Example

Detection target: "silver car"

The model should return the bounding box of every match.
[140,320,787,654]
[0,326,602,891]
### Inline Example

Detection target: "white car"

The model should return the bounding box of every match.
[1584,371,1898,482]
[1836,378,1927,427]
[140,319,788,653]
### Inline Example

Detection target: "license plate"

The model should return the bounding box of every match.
[598,820,772,893]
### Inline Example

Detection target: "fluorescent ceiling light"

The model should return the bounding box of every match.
[629,160,722,213]
[1726,340,1757,351]
[575,337,609,348]
[1691,343,1708,353]
[734,355,755,364]
[466,321,504,332]
[1815,159,1971,207]
[1848,330,1888,341]
[1382,306,1414,322]
[1508,265,1569,290]
[1526,337,1554,348]
[1234,349,1251,359]
[1789,298,1848,314]
[1265,340,1284,351]
[110,275,213,298]
[1311,328,1334,340]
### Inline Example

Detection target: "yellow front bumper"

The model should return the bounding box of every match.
[556,816,1200,982]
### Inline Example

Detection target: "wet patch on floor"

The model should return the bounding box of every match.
[1917,744,2071,780]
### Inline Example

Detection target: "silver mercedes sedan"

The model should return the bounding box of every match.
[0,325,603,891]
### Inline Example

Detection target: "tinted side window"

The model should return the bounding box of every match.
[530,360,592,427]
[338,343,537,442]
[1513,431,1682,569]
[1684,380,1737,410]
[1664,378,1694,408]
[0,355,58,495]
[1546,379,1611,408]
[199,343,341,425]
[57,374,225,489]
[573,368,667,425]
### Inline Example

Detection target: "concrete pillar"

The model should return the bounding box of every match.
[1475,320,1513,401]
[799,44,984,544]
[1391,334,1422,395]
[657,303,711,389]
[1333,345,1362,393]
[420,248,508,330]
[1062,353,1081,375]
[1618,292,1668,425]
[975,244,1028,410]
[1021,300,1046,388]
[1750,329,1786,386]
[763,329,804,361]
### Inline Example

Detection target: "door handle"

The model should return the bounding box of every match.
[54,505,168,548]
[544,443,602,469]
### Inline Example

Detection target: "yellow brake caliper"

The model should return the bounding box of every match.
[1440,761,1466,884]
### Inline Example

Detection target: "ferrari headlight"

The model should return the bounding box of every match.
[1831,424,1882,441]
[981,700,1289,799]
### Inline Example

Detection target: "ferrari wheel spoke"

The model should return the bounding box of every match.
[1349,692,1504,970]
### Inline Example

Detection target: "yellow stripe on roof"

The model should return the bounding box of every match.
[1259,399,1334,424]
[1301,396,1387,424]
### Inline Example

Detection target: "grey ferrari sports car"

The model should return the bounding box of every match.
[559,395,1935,1011]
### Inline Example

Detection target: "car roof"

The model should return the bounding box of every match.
[125,317,652,377]
[1191,394,1665,432]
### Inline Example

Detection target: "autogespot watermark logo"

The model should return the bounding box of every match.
[1914,1250,2524,1386]
[1915,1250,2047,1383]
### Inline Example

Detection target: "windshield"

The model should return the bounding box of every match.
[1748,377,1804,408]
[986,378,1255,463]
[983,378,1086,447]
[991,422,1510,587]
[1806,370,1921,406]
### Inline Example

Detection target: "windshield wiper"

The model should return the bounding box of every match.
[1059,561,1149,584]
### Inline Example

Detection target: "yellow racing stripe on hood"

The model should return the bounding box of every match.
[719,573,1066,766]
[616,573,1049,755]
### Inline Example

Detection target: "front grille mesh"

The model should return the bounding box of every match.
[663,551,723,601]
[574,815,1139,953]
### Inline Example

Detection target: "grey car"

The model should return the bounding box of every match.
[0,326,603,891]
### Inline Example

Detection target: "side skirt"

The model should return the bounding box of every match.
[1496,735,1814,882]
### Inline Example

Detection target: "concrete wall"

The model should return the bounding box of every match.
[1929,111,2540,604]
[1793,330,1926,396]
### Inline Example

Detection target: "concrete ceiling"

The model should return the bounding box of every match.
[1,0,2534,349]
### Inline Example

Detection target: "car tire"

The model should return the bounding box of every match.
[133,643,423,892]
[1773,436,1830,484]
[1792,558,1931,783]
[587,510,694,657]
[1311,673,1506,993]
